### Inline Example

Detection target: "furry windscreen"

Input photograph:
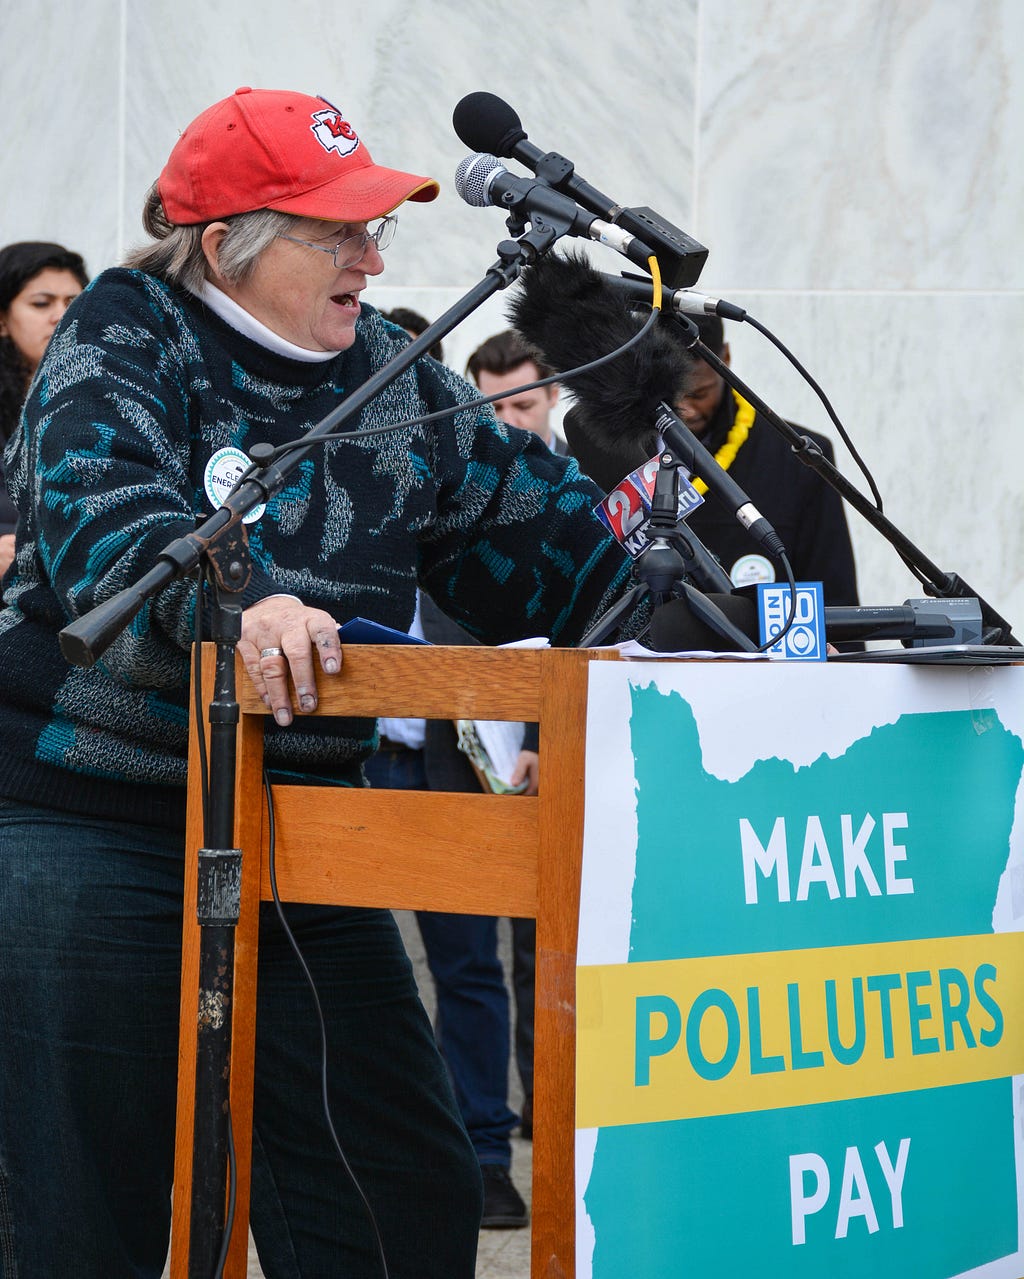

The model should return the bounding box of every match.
[505,250,695,443]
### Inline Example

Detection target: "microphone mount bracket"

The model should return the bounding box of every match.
[533,151,577,189]
[580,448,757,651]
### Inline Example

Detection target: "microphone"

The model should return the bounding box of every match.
[454,153,656,271]
[508,252,787,563]
[654,403,786,560]
[651,595,987,653]
[507,251,694,442]
[605,272,748,323]
[452,91,708,288]
[649,592,760,653]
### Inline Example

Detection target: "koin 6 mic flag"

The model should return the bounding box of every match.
[757,582,827,660]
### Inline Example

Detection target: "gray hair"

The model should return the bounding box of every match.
[123,184,301,292]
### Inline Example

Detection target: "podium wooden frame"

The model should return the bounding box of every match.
[171,643,621,1277]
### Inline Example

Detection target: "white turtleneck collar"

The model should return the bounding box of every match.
[194,280,340,364]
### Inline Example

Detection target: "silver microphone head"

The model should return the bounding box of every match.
[454,152,504,207]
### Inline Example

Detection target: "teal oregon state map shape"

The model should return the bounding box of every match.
[584,686,1023,1279]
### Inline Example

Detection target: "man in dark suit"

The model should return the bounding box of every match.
[364,591,535,1229]
[467,329,567,457]
[463,330,571,1140]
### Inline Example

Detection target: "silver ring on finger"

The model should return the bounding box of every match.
[260,647,284,659]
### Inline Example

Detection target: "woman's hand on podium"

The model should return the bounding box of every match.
[239,595,343,726]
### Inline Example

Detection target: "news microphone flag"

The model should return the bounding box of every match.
[758,582,826,660]
[594,455,705,558]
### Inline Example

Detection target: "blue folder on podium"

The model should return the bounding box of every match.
[337,617,429,646]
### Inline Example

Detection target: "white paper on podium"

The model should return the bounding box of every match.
[613,640,769,660]
[498,636,550,648]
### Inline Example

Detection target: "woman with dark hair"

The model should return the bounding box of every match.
[0,241,89,574]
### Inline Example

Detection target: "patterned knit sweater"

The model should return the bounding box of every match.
[0,268,636,828]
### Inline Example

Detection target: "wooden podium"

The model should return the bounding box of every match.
[171,643,620,1277]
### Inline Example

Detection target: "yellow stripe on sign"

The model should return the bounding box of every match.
[576,932,1024,1129]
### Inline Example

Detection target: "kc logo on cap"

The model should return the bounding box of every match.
[310,106,360,159]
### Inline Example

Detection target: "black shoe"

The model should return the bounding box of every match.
[480,1164,529,1229]
[519,1096,533,1141]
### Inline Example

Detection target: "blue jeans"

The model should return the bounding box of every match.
[0,798,480,1278]
[363,749,518,1166]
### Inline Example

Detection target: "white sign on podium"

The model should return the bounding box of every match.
[577,661,1024,1279]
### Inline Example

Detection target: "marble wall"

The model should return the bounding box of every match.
[2,0,1022,629]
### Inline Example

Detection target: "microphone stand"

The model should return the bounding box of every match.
[667,316,1020,646]
[580,450,758,651]
[57,231,552,1278]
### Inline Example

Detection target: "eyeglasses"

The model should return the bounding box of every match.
[276,215,398,269]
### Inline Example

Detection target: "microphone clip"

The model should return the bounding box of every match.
[630,450,695,597]
[648,448,688,528]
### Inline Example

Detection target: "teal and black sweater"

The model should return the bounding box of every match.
[0,268,635,828]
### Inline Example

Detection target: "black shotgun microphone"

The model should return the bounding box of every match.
[454,153,656,271]
[654,403,786,561]
[605,272,748,322]
[507,251,694,441]
[452,91,709,288]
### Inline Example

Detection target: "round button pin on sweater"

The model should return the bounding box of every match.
[204,446,267,523]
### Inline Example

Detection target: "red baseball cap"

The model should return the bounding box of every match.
[158,87,440,225]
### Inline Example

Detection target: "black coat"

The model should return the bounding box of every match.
[685,404,859,607]
[419,594,486,793]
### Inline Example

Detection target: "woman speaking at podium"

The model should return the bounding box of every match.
[0,87,639,1276]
